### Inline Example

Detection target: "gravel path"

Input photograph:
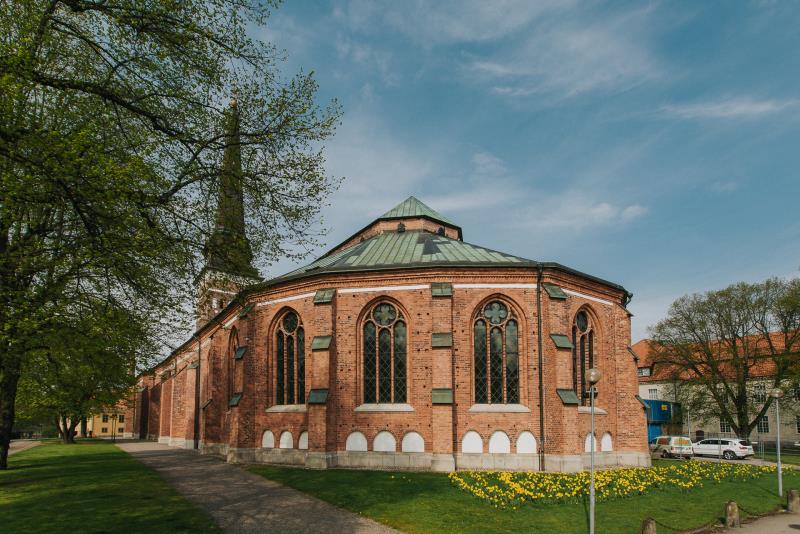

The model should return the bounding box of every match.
[117,441,397,534]
[8,440,40,456]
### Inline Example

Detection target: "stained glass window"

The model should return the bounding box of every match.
[573,310,596,406]
[275,311,304,405]
[474,300,519,404]
[363,302,406,403]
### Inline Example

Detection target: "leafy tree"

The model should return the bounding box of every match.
[0,0,340,467]
[649,278,800,438]
[16,302,151,443]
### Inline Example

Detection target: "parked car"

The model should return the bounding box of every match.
[649,436,693,458]
[692,438,754,460]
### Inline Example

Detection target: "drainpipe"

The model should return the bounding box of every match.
[536,265,546,471]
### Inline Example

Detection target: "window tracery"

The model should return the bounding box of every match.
[474,300,519,404]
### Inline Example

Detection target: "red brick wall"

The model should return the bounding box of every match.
[138,264,645,461]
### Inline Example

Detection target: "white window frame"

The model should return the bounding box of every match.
[757,415,769,433]
[719,419,731,433]
[648,388,658,400]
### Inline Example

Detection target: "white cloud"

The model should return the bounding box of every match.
[663,97,799,119]
[337,0,570,44]
[335,35,398,85]
[511,191,648,231]
[332,2,662,98]
[621,204,648,221]
[466,7,661,97]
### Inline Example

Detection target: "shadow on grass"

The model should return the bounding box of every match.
[0,442,219,534]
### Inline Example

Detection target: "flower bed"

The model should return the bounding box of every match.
[448,462,776,508]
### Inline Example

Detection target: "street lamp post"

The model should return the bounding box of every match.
[588,368,602,534]
[769,388,784,497]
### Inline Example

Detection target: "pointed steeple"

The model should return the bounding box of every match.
[203,97,259,280]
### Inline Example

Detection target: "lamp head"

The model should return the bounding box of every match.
[588,368,602,385]
[769,388,784,399]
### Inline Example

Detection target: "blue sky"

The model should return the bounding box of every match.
[257,1,800,341]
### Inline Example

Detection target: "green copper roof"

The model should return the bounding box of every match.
[272,230,531,282]
[378,196,456,226]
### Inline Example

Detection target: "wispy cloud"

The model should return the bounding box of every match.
[506,190,648,232]
[335,35,398,85]
[662,97,799,119]
[336,0,570,44]
[464,6,662,97]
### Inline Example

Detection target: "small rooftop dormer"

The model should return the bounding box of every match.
[324,196,463,258]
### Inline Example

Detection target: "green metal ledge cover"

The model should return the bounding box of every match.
[229,393,243,407]
[313,288,336,304]
[187,361,199,369]
[234,346,247,360]
[432,388,454,404]
[556,389,580,406]
[550,334,574,349]
[308,388,329,404]
[635,394,648,408]
[238,303,255,318]
[311,336,332,350]
[431,333,453,348]
[431,282,453,297]
[543,283,568,299]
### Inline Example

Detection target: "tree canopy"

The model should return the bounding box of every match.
[16,301,151,442]
[649,277,800,438]
[0,0,341,467]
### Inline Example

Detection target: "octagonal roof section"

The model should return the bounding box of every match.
[272,229,532,283]
[378,196,457,227]
[322,196,463,259]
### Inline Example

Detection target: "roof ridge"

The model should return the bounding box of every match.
[378,196,456,226]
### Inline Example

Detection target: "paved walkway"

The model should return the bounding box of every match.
[117,441,396,534]
[730,511,800,533]
[9,440,40,456]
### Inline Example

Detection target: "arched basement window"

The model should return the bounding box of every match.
[572,310,594,406]
[363,302,407,403]
[474,300,519,404]
[275,310,305,405]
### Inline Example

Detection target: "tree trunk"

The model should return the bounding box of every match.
[68,418,79,444]
[61,415,75,444]
[80,417,87,438]
[0,364,21,470]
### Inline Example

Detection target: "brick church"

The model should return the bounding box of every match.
[130,103,649,472]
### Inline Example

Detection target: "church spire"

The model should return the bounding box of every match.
[203,97,259,279]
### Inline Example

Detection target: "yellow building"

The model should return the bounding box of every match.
[86,412,127,438]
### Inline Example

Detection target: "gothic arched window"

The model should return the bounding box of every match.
[474,300,519,404]
[275,311,305,405]
[572,310,594,405]
[227,328,238,402]
[363,302,407,403]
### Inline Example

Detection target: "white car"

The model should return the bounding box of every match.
[650,436,693,458]
[692,438,754,460]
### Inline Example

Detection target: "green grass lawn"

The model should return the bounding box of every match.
[0,441,220,534]
[760,451,800,465]
[248,462,800,534]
